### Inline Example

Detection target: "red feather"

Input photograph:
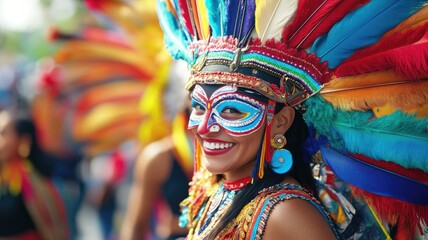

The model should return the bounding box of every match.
[282,0,326,46]
[283,0,368,49]
[351,187,428,239]
[335,23,428,79]
[349,154,428,238]
[178,0,195,36]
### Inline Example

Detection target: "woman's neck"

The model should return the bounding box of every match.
[223,161,255,182]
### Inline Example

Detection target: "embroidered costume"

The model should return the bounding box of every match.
[180,168,338,239]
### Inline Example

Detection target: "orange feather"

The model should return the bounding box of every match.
[322,79,428,113]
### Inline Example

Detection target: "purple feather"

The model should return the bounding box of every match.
[241,0,255,43]
[225,0,255,43]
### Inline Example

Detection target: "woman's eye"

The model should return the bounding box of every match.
[222,107,241,114]
[192,104,205,114]
[220,107,246,120]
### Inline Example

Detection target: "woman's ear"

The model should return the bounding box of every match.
[270,106,295,136]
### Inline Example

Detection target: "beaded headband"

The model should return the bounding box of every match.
[187,37,330,106]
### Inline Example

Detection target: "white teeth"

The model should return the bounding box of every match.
[203,141,233,150]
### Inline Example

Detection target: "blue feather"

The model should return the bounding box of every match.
[320,145,428,204]
[225,0,256,42]
[310,0,427,68]
[226,0,240,37]
[333,122,428,171]
[156,0,190,62]
[205,0,228,37]
[304,96,428,171]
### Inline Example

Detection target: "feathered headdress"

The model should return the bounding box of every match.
[157,0,428,238]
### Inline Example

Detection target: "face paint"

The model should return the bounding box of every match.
[189,85,266,136]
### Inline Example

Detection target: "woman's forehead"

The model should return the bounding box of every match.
[191,84,268,103]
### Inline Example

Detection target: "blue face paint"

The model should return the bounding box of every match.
[189,85,266,136]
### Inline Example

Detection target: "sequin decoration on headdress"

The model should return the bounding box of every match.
[157,0,428,238]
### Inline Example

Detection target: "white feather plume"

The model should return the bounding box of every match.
[255,0,298,43]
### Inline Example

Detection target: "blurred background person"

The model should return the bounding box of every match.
[30,0,190,239]
[0,108,69,240]
[120,107,193,240]
[2,0,193,239]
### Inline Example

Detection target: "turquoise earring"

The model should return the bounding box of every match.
[270,134,293,174]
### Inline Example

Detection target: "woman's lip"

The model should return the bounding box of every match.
[201,138,229,143]
[201,138,235,156]
[203,146,233,156]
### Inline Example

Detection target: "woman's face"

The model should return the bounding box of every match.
[189,85,267,180]
[0,111,19,163]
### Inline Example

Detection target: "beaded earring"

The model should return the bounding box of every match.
[270,134,293,174]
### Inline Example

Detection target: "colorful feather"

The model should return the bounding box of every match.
[332,119,428,171]
[195,0,210,39]
[321,78,428,114]
[305,96,428,172]
[383,5,428,38]
[286,0,368,49]
[157,0,191,61]
[311,0,427,68]
[241,0,256,43]
[320,146,428,205]
[225,0,256,43]
[335,24,428,80]
[321,146,428,237]
[254,0,297,43]
[177,0,196,36]
[205,0,228,37]
[189,0,203,39]
[351,187,428,239]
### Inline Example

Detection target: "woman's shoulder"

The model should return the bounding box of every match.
[248,184,338,240]
[134,136,175,183]
[263,196,337,239]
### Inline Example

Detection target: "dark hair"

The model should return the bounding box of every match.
[208,108,315,238]
[14,116,54,177]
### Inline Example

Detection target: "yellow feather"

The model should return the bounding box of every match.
[196,0,210,39]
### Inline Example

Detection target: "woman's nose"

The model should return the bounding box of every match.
[197,111,211,135]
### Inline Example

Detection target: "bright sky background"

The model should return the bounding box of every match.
[0,0,77,32]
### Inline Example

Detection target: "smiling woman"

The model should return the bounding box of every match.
[181,82,337,239]
[156,0,428,239]
[189,85,267,177]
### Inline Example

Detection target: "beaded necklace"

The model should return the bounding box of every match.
[224,176,252,191]
[196,176,252,238]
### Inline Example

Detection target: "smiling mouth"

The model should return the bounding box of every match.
[203,141,234,150]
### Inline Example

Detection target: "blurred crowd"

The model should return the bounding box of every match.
[0,0,192,239]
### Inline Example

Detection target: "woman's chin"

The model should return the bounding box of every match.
[203,157,227,175]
